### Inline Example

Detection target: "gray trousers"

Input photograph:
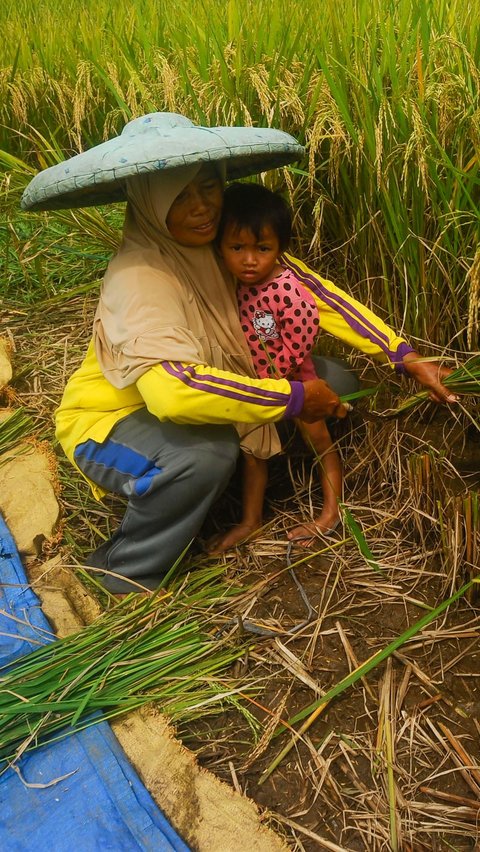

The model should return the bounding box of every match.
[311,355,359,398]
[75,412,239,592]
[74,357,358,592]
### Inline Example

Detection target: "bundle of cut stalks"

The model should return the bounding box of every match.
[0,408,33,457]
[385,356,480,417]
[0,571,248,771]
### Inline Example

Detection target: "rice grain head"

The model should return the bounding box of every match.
[467,246,480,350]
[245,64,275,123]
[73,61,96,150]
[401,101,429,196]
[152,52,182,114]
[307,83,351,194]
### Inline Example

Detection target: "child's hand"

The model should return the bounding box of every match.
[300,379,349,422]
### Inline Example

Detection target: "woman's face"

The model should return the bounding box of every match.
[166,165,223,246]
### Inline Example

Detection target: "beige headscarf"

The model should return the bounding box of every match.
[93,163,280,458]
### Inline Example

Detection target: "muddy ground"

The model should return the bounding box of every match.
[182,434,480,851]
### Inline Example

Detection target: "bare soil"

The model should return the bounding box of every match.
[184,439,480,851]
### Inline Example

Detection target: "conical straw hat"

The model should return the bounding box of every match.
[21,112,304,211]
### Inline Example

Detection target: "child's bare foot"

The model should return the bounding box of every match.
[206,521,262,555]
[287,513,341,547]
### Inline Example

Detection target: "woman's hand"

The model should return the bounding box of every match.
[402,351,458,404]
[300,379,349,422]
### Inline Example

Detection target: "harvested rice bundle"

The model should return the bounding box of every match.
[0,573,248,771]
[385,356,480,418]
[0,409,33,456]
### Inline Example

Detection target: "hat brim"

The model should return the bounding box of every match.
[20,114,305,211]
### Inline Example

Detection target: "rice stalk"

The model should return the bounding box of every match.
[384,356,480,418]
[0,568,251,770]
[377,659,399,851]
[0,409,34,458]
[466,246,480,350]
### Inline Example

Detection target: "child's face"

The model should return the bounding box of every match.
[220,222,280,286]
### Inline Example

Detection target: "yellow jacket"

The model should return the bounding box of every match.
[56,256,412,496]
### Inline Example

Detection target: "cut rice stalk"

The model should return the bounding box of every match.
[0,570,251,771]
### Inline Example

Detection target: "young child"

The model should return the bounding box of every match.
[207,182,343,554]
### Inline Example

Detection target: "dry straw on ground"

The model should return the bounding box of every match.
[3,289,479,851]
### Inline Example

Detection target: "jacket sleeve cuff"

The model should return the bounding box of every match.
[393,343,416,374]
[284,381,305,418]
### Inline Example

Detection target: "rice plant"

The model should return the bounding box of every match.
[1,0,478,344]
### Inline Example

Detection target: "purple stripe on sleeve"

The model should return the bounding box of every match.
[282,255,402,360]
[162,361,290,408]
[165,361,292,402]
[393,342,416,373]
[193,370,294,401]
[284,381,304,418]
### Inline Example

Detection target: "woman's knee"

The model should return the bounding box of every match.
[312,355,359,397]
[189,425,239,489]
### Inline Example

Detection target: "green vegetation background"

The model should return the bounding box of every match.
[1,0,479,348]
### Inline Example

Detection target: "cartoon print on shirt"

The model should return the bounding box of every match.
[252,310,280,341]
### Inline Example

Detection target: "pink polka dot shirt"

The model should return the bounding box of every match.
[237,268,320,381]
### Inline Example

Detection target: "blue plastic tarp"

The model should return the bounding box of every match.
[0,514,190,852]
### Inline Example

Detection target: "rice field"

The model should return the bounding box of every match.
[1,0,479,343]
[1,1,480,849]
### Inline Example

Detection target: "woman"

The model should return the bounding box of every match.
[54,162,353,592]
[23,113,455,593]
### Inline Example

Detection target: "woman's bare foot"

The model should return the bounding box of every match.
[287,513,341,546]
[206,521,262,555]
